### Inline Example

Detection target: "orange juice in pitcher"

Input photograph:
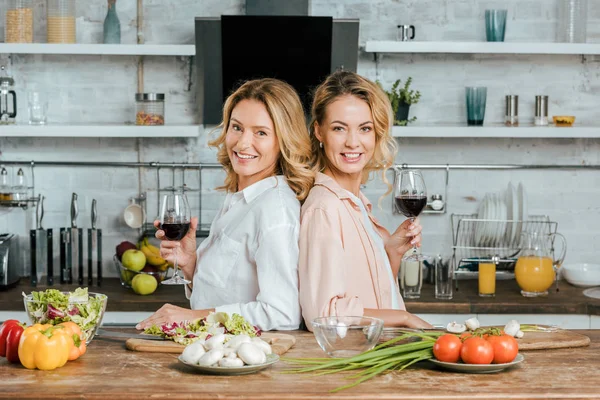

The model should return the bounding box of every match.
[514,231,566,297]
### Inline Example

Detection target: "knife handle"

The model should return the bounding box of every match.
[47,229,53,286]
[88,229,93,286]
[60,228,66,284]
[97,230,102,287]
[30,230,37,287]
[78,229,83,285]
[91,199,97,230]
[71,193,78,228]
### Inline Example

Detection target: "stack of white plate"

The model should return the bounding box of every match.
[474,182,528,248]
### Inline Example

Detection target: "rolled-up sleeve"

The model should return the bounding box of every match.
[216,224,302,331]
[299,208,364,331]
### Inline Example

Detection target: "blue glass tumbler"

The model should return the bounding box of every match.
[485,9,507,42]
[465,87,487,126]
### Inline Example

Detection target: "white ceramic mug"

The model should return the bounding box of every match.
[123,199,145,229]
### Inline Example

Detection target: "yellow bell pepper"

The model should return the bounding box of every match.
[58,321,87,361]
[18,324,70,370]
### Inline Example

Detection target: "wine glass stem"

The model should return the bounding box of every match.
[410,217,418,254]
[173,246,180,279]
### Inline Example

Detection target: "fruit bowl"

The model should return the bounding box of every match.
[553,115,575,127]
[113,254,167,289]
[23,290,107,345]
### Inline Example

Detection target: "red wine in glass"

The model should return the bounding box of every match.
[395,196,427,218]
[160,223,190,241]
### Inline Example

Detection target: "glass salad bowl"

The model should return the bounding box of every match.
[23,288,108,345]
[311,316,384,358]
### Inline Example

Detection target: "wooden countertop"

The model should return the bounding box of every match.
[2,278,600,316]
[1,328,599,399]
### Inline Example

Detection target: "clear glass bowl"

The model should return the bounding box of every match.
[311,316,384,358]
[113,254,167,288]
[23,292,108,345]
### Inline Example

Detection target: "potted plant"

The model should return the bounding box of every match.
[379,78,421,126]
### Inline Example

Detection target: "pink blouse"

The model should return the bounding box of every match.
[299,173,406,330]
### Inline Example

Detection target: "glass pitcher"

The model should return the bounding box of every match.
[515,231,567,297]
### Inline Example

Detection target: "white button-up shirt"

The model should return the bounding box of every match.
[187,175,302,331]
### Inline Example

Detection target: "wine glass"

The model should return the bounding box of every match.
[394,169,430,262]
[159,192,192,285]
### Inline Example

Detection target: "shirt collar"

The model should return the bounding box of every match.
[314,172,372,212]
[237,175,284,204]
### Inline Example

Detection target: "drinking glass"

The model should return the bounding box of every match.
[434,255,453,300]
[394,169,430,262]
[465,87,487,126]
[485,9,508,42]
[159,192,191,285]
[28,91,48,125]
[478,262,496,297]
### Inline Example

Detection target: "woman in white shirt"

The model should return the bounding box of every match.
[136,78,313,331]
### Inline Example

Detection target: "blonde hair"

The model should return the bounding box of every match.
[209,78,313,201]
[309,71,397,189]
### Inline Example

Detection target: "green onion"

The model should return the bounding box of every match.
[282,330,443,392]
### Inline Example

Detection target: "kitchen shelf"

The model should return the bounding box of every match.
[365,41,600,55]
[0,43,195,56]
[1,124,200,138]
[392,124,600,138]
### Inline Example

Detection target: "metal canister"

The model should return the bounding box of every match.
[534,95,549,126]
[505,95,518,126]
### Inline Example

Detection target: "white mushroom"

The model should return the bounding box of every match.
[250,337,272,355]
[180,341,206,365]
[237,343,267,365]
[204,333,226,350]
[503,320,521,337]
[226,351,239,359]
[446,322,467,334]
[197,348,224,367]
[218,357,244,368]
[464,317,480,331]
[222,347,237,358]
[515,330,525,339]
[225,334,252,350]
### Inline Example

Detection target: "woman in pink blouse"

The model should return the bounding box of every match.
[299,71,432,330]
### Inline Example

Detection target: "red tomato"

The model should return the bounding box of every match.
[433,334,463,363]
[460,337,494,364]
[486,334,519,364]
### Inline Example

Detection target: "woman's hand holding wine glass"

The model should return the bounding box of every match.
[394,169,430,262]
[158,192,193,285]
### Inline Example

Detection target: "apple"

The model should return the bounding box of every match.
[116,241,138,261]
[142,264,158,273]
[121,249,146,272]
[132,273,158,295]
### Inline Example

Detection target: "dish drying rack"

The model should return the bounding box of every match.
[451,213,558,284]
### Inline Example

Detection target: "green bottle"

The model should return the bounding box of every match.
[103,0,121,44]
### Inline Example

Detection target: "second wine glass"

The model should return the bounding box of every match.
[394,169,430,262]
[159,191,191,285]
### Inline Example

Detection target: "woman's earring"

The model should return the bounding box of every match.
[319,142,323,149]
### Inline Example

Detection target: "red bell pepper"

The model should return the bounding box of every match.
[0,319,25,363]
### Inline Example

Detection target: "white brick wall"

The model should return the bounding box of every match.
[1,0,599,280]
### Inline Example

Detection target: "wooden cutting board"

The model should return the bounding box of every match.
[125,332,296,356]
[517,329,590,351]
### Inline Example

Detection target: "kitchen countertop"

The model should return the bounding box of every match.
[1,328,599,399]
[2,278,600,316]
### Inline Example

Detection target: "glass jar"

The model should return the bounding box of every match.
[0,167,12,201]
[12,168,28,201]
[135,93,165,126]
[5,0,34,43]
[47,0,76,44]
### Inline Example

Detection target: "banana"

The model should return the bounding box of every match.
[141,237,161,256]
[140,244,167,267]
